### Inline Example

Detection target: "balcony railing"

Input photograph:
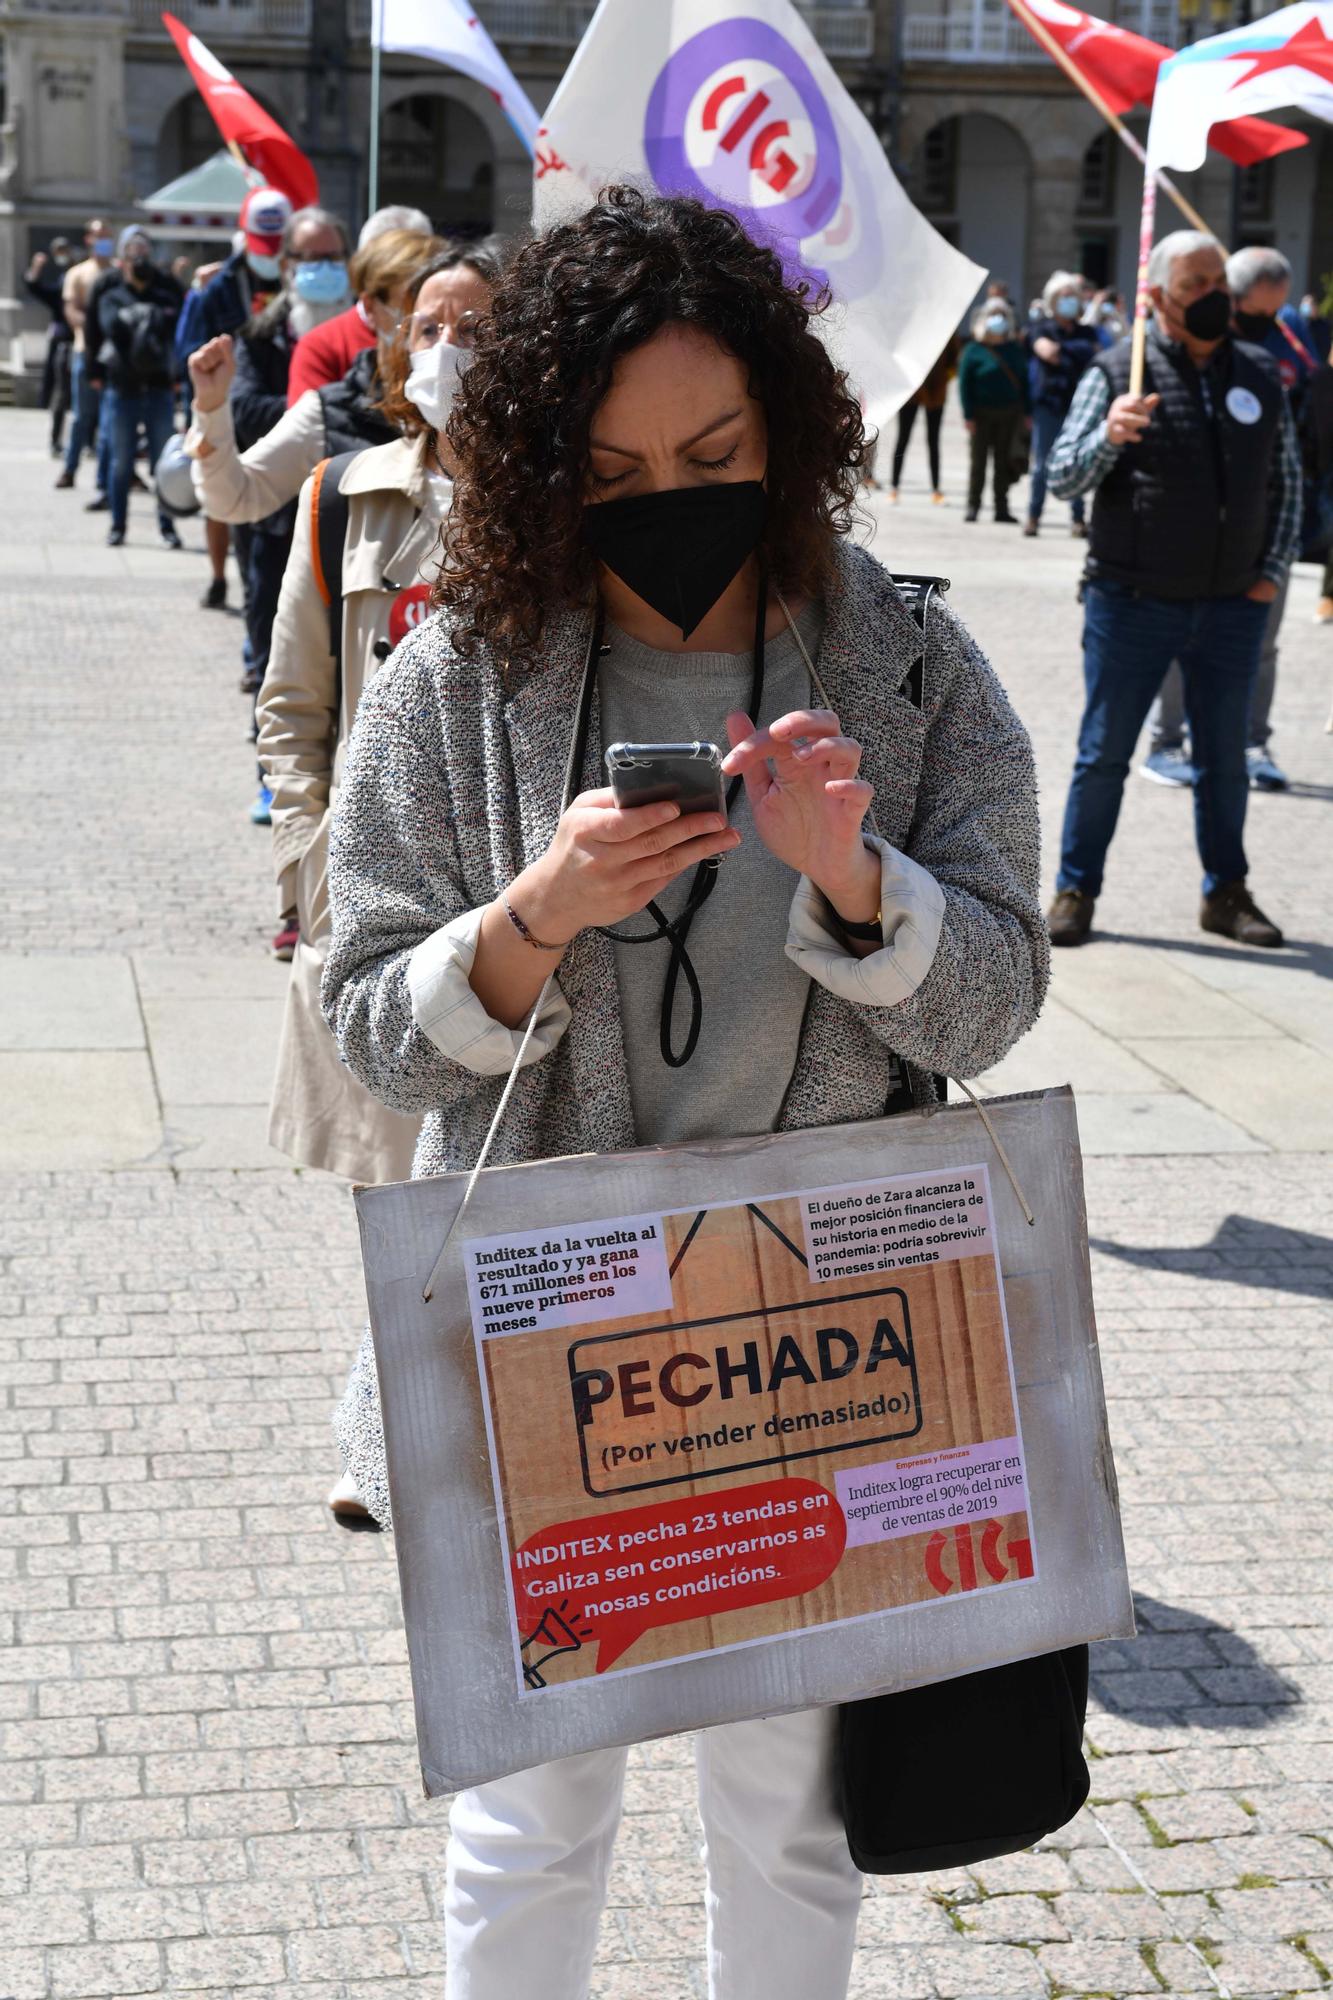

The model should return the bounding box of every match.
[902,15,1043,61]
[128,0,312,35]
[904,0,1185,60]
[346,0,873,59]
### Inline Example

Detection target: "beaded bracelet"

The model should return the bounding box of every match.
[502,891,565,952]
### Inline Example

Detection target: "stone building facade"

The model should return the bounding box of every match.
[1,0,1327,382]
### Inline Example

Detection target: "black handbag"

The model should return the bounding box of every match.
[837,1645,1090,1874]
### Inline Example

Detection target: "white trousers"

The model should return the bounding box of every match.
[444,1706,864,2000]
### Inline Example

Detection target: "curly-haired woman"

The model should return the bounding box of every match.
[322,187,1048,2000]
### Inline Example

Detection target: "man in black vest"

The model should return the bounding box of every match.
[1044,230,1301,949]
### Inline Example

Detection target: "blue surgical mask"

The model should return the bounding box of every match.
[93,236,114,258]
[1056,293,1081,318]
[985,314,1009,336]
[248,251,282,282]
[293,259,349,305]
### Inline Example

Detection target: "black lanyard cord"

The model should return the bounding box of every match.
[574,573,768,1069]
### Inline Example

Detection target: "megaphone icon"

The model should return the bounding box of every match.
[521,1598,593,1690]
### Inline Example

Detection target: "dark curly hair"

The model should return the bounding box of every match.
[437,186,867,656]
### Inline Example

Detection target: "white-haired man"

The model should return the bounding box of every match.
[1023,269,1100,539]
[1143,244,1320,792]
[283,206,434,403]
[1045,230,1301,950]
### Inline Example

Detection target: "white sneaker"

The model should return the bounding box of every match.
[327,1469,370,1518]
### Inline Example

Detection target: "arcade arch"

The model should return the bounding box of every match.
[908,112,1031,308]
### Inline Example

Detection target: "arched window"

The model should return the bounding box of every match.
[378,93,495,237]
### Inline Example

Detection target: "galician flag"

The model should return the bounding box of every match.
[1147,0,1333,169]
[1006,0,1308,164]
[533,0,986,429]
[373,0,541,153]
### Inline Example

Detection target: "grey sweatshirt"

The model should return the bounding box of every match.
[597,604,822,1147]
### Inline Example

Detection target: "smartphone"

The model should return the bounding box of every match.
[605,740,725,817]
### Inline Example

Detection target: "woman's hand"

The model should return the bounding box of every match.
[723,709,880,923]
[470,790,742,1028]
[515,788,741,943]
[188,333,236,414]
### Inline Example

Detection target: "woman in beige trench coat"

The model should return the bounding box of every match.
[251,241,505,1187]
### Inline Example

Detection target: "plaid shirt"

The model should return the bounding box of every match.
[1047,358,1303,587]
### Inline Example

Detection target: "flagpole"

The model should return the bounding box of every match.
[1129,154,1158,398]
[1008,0,1217,238]
[368,0,383,219]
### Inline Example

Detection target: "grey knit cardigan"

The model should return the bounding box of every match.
[321,539,1048,1518]
[322,537,1048,1163]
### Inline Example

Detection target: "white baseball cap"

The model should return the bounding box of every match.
[239,187,294,255]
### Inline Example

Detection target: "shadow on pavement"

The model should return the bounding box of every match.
[1088,924,1328,980]
[1090,1593,1302,1728]
[1097,927,1333,980]
[1089,1213,1333,1301]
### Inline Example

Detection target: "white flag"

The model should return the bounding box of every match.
[374,0,542,153]
[1147,1,1333,170]
[533,0,985,430]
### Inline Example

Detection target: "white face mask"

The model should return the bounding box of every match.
[404,340,472,431]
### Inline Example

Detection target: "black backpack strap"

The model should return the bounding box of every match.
[309,447,365,715]
[888,572,950,712]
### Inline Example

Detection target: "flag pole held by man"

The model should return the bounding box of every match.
[1043,2,1333,952]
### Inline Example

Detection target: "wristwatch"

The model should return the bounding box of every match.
[830,903,882,943]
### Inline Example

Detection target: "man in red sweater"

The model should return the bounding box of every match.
[286,206,435,404]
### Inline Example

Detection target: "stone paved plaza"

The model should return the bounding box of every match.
[2,404,1332,2000]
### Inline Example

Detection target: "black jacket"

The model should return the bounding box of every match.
[232,306,294,453]
[1026,316,1098,416]
[90,265,184,394]
[232,299,299,538]
[316,346,397,457]
[1087,327,1284,600]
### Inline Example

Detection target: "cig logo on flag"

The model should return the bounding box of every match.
[536,0,985,429]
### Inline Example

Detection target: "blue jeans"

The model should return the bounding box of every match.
[1028,402,1084,527]
[104,386,176,535]
[1057,581,1269,899]
[63,350,111,490]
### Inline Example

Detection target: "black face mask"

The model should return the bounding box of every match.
[127,254,153,281]
[583,480,767,639]
[1234,309,1276,344]
[1173,287,1232,342]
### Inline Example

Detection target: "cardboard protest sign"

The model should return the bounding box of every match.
[355,1087,1132,1792]
[472,1165,1032,1691]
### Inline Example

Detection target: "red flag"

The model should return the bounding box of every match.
[1007,0,1308,165]
[161,12,318,208]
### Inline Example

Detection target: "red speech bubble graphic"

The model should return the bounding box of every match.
[511,1476,846,1679]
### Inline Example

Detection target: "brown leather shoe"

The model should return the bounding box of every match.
[1048,889,1095,946]
[1200,880,1283,948]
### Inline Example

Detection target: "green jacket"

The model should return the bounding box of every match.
[958,340,1030,420]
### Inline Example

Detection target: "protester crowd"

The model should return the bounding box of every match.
[36,195,1329,1002]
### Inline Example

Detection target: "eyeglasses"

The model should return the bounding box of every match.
[397,311,481,349]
